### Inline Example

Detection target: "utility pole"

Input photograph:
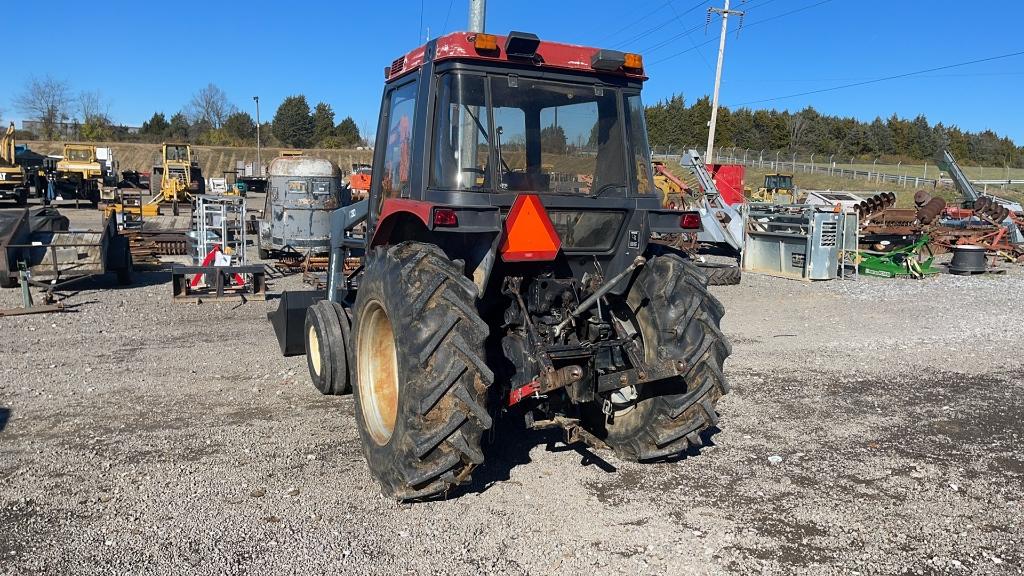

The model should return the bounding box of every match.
[253,96,262,176]
[705,0,744,163]
[468,0,485,32]
[459,0,486,185]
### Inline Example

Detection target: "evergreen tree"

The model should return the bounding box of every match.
[272,95,314,148]
[223,111,256,144]
[335,116,361,147]
[311,102,336,146]
[168,112,190,140]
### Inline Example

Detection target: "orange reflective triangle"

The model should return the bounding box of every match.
[500,194,561,262]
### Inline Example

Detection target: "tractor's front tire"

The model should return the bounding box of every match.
[304,300,353,396]
[591,253,731,461]
[352,242,493,500]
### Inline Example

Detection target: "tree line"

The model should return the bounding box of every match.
[9,75,364,150]
[645,94,1024,168]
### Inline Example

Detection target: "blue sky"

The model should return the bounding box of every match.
[5,0,1024,143]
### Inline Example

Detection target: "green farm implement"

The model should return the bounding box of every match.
[858,235,940,279]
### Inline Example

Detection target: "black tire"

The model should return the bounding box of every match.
[304,300,353,396]
[116,252,133,286]
[258,247,271,260]
[352,242,493,500]
[696,262,741,286]
[589,253,731,461]
[0,273,16,289]
[15,189,27,206]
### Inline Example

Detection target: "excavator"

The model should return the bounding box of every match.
[0,123,28,205]
[148,143,205,215]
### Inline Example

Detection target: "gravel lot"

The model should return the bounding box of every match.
[1,204,1022,575]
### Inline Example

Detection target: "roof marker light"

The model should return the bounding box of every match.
[473,33,499,52]
[623,53,644,71]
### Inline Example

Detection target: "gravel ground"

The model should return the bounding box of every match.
[1,205,1023,575]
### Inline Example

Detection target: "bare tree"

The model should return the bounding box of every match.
[15,76,72,140]
[78,90,110,123]
[78,90,114,141]
[187,83,235,129]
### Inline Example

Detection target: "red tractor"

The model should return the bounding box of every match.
[271,31,731,499]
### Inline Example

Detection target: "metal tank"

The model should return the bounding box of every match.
[258,155,347,258]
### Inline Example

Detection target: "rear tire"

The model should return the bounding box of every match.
[696,262,741,286]
[352,242,493,500]
[590,253,731,461]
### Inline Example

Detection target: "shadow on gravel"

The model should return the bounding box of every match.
[0,408,9,432]
[43,271,173,301]
[454,417,721,497]
[455,416,579,497]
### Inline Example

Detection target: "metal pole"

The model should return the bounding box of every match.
[253,96,262,176]
[468,0,485,31]
[459,0,486,186]
[705,0,743,162]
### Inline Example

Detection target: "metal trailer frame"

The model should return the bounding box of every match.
[0,209,131,291]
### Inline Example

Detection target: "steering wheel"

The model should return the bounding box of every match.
[593,183,622,197]
[461,167,486,188]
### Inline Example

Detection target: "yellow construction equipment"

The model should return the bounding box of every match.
[0,122,28,205]
[652,161,691,209]
[148,143,205,215]
[752,172,797,203]
[55,143,103,205]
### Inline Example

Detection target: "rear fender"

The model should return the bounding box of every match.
[370,199,433,248]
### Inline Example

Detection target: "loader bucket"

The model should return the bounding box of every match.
[268,289,325,356]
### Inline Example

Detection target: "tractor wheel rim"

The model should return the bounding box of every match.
[357,300,399,446]
[308,324,322,377]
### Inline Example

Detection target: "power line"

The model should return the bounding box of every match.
[611,0,707,49]
[600,0,678,43]
[638,0,775,56]
[651,0,834,63]
[418,0,425,41]
[441,0,456,34]
[639,19,709,54]
[731,49,1024,106]
[669,1,714,71]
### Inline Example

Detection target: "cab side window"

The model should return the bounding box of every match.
[381,80,419,198]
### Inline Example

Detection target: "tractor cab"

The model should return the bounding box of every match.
[366,31,688,281]
[754,172,796,204]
